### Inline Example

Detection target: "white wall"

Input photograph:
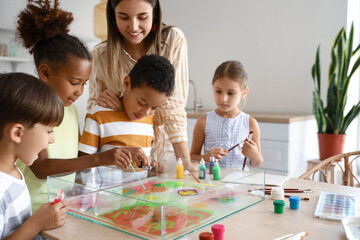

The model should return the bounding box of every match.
[162,0,348,114]
[2,0,359,147]
[0,0,101,132]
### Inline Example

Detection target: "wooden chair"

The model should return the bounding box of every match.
[298,151,360,187]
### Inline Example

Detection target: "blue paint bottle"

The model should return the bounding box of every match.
[209,154,215,174]
[199,158,206,179]
[289,196,301,209]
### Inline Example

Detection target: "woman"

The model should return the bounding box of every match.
[89,0,197,171]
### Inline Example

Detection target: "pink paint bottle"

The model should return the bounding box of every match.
[211,224,225,240]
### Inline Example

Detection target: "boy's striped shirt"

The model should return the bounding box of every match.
[79,105,154,156]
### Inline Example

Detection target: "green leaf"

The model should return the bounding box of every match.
[313,91,326,133]
[327,74,337,118]
[329,48,337,79]
[348,55,360,79]
[341,103,360,133]
[353,44,360,56]
[312,45,321,93]
[333,28,344,48]
[346,23,354,67]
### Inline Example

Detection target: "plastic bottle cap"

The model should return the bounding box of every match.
[271,187,284,200]
[289,196,301,209]
[199,232,214,240]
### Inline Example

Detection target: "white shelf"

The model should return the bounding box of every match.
[0,56,32,71]
[0,56,31,63]
[0,26,15,33]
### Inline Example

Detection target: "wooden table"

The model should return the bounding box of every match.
[42,177,359,240]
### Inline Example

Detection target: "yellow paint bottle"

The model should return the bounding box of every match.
[176,158,184,179]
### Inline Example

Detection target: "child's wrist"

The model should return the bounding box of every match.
[25,214,43,236]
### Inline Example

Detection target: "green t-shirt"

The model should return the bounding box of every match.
[17,105,79,212]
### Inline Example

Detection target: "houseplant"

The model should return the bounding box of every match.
[312,22,360,160]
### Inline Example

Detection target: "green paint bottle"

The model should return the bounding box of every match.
[213,160,220,180]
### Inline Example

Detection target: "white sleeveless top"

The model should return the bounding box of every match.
[204,110,250,169]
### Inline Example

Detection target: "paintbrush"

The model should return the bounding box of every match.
[129,163,146,191]
[264,192,310,200]
[265,190,313,193]
[227,138,248,152]
[249,189,313,193]
[191,172,201,183]
[228,143,240,152]
[242,131,254,170]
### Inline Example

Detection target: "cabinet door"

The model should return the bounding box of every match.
[258,140,289,174]
[187,118,197,149]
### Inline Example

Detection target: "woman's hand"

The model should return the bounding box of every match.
[208,147,228,160]
[96,89,121,110]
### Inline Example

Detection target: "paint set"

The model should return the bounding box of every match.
[314,191,358,220]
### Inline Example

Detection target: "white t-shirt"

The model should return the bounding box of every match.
[0,167,32,239]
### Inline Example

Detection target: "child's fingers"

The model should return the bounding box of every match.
[52,199,68,209]
[129,148,148,167]
[114,150,130,169]
[136,155,149,167]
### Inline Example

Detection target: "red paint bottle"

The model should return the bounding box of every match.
[211,224,225,240]
[199,232,214,240]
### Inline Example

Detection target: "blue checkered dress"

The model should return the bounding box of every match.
[204,111,250,169]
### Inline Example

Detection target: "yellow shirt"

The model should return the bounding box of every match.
[17,105,79,212]
[88,27,189,160]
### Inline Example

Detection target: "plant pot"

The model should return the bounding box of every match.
[318,133,346,161]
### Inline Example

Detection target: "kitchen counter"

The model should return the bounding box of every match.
[186,110,314,123]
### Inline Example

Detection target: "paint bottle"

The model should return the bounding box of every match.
[199,158,206,179]
[211,224,225,240]
[199,232,214,240]
[176,158,184,179]
[209,154,215,174]
[271,187,284,200]
[289,196,301,209]
[213,160,220,180]
[273,200,285,214]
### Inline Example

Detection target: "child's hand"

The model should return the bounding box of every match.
[242,140,259,160]
[125,147,150,167]
[100,147,132,169]
[32,200,68,231]
[148,161,165,176]
[208,147,228,160]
